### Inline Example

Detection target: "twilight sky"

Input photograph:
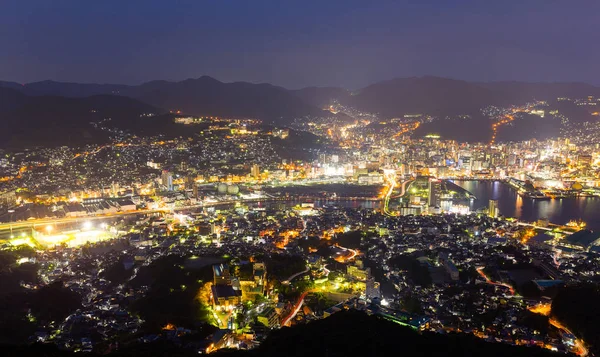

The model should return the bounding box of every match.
[1,0,599,89]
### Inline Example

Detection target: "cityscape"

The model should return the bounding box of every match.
[2,2,600,357]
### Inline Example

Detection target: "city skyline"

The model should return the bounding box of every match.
[3,1,600,356]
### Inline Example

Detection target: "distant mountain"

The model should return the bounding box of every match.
[343,76,510,118]
[5,76,600,123]
[125,76,326,122]
[0,76,328,123]
[291,77,600,119]
[3,75,600,146]
[477,81,600,102]
[0,87,28,113]
[21,80,128,97]
[0,90,161,148]
[0,81,24,91]
[292,86,350,108]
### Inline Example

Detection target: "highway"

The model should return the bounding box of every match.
[382,171,397,216]
[391,179,414,199]
[0,195,362,234]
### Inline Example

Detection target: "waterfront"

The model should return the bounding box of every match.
[454,180,600,230]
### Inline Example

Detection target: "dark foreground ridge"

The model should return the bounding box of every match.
[0,311,559,357]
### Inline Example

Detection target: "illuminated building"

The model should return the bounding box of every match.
[161,170,173,191]
[184,175,195,190]
[240,262,267,301]
[357,172,384,185]
[428,179,441,208]
[210,284,241,311]
[0,190,16,213]
[577,154,592,166]
[213,264,232,285]
[211,264,241,310]
[257,307,279,328]
[347,261,370,281]
[488,199,499,218]
[251,164,260,180]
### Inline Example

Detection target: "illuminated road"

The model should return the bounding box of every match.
[281,291,308,327]
[549,318,588,356]
[392,121,420,138]
[490,104,541,145]
[490,114,515,145]
[476,267,515,296]
[0,196,336,233]
[382,171,397,216]
[391,179,415,199]
[334,243,358,263]
[282,266,310,285]
[529,304,588,356]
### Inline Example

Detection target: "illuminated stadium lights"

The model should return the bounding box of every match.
[9,238,34,247]
[83,221,93,230]
[37,229,111,248]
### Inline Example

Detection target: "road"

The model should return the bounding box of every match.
[549,318,588,356]
[476,267,515,296]
[528,303,588,356]
[382,171,397,216]
[0,196,323,233]
[334,243,358,263]
[281,291,309,327]
[391,179,414,199]
[282,266,310,285]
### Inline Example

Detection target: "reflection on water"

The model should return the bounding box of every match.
[454,180,600,230]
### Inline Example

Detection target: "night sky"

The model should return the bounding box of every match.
[2,0,599,89]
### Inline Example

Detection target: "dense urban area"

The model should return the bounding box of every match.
[2,88,600,357]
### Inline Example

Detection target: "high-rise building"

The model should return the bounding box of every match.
[488,199,499,218]
[161,170,173,191]
[428,178,441,208]
[184,175,195,190]
[251,164,260,180]
[578,154,592,166]
[192,183,199,199]
[0,190,16,213]
[111,182,120,197]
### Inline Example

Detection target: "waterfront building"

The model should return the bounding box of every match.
[488,199,499,218]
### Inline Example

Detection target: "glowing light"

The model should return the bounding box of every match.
[83,221,93,230]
